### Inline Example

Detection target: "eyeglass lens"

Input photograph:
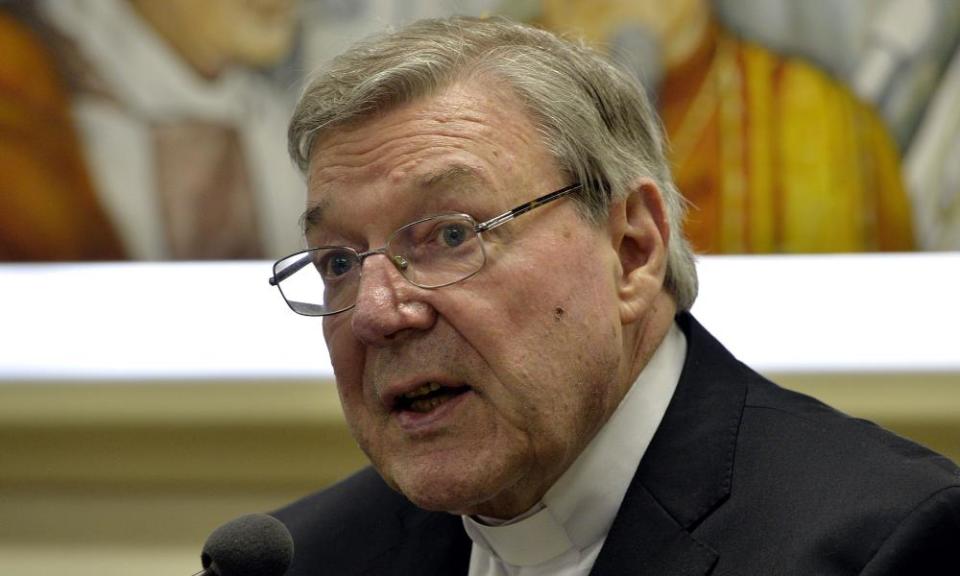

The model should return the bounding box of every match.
[273,214,485,316]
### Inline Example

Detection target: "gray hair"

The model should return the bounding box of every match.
[288,16,698,310]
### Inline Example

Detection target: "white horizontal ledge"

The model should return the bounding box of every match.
[692,253,960,373]
[0,261,331,381]
[0,253,958,382]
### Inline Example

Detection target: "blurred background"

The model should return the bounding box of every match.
[0,0,958,574]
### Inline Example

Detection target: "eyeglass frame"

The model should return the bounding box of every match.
[268,182,583,316]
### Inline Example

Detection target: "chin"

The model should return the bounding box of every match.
[383,454,526,516]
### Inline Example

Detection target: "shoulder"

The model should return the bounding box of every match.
[725,374,960,572]
[270,468,405,574]
[677,314,960,572]
[271,467,408,547]
[271,467,468,575]
[742,375,959,494]
[683,313,957,499]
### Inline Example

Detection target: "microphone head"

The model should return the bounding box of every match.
[201,513,294,576]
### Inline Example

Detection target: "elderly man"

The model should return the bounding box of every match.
[269,16,959,575]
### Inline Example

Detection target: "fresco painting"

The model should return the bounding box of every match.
[1,0,957,260]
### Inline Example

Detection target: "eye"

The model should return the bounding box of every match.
[439,223,470,248]
[315,249,357,279]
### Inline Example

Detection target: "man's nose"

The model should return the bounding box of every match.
[350,254,436,346]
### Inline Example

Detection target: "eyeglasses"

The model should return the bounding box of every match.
[269,182,582,316]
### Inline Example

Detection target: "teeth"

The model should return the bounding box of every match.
[408,396,447,413]
[402,382,441,399]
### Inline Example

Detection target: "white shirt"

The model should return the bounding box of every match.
[463,323,687,576]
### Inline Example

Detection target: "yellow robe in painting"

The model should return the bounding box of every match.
[660,24,913,253]
[535,5,914,253]
[0,10,124,260]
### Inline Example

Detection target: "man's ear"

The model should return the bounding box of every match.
[608,178,670,325]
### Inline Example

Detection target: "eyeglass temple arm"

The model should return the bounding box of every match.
[476,183,582,233]
[268,252,314,286]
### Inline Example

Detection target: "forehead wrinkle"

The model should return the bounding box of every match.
[319,124,494,175]
[310,89,519,179]
[316,100,491,157]
[309,81,541,182]
[304,84,547,235]
[304,163,485,235]
[308,137,484,206]
[308,125,497,206]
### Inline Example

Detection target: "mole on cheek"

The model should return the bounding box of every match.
[553,306,565,321]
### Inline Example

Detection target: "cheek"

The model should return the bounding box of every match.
[324,318,367,404]
[458,235,617,373]
[503,249,621,412]
[468,279,616,409]
[325,327,382,454]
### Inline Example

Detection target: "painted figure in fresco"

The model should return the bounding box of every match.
[0,6,124,259]
[520,0,915,254]
[906,44,960,250]
[0,0,303,261]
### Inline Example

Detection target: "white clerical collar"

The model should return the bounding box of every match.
[462,323,687,567]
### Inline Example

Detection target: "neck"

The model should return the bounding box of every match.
[622,293,678,389]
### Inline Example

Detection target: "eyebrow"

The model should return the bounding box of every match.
[300,198,329,235]
[300,164,484,235]
[416,164,481,190]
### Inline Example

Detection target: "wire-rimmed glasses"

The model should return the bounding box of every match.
[269,182,582,316]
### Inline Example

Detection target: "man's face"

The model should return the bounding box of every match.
[307,80,630,518]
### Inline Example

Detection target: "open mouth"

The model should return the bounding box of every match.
[393,382,471,414]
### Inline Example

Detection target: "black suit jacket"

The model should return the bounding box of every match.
[273,314,960,575]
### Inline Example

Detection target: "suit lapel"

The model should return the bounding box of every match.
[591,314,747,575]
[590,480,718,575]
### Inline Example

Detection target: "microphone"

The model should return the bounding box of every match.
[193,513,294,576]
